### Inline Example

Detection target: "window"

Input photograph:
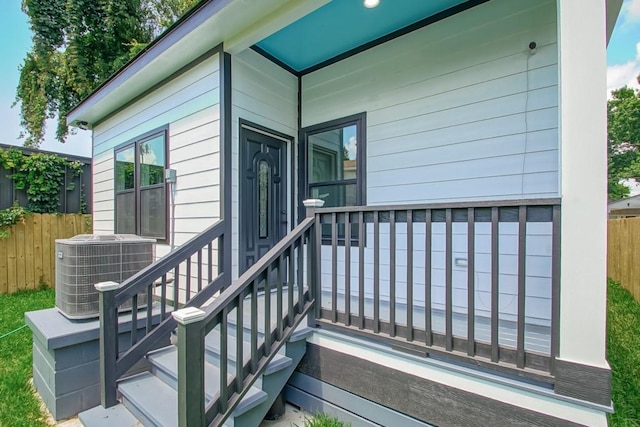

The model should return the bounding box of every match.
[301,113,366,209]
[301,114,366,243]
[115,128,168,240]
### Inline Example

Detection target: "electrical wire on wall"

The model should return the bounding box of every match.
[521,41,537,196]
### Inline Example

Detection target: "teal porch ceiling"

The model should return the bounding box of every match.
[255,0,470,73]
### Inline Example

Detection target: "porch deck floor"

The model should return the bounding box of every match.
[203,285,550,357]
[320,291,551,354]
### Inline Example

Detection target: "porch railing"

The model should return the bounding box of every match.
[96,220,229,408]
[173,215,316,426]
[311,199,560,377]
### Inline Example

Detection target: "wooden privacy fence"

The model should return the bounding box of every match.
[0,214,92,294]
[608,217,640,300]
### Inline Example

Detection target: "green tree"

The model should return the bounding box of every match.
[15,0,198,148]
[608,85,640,199]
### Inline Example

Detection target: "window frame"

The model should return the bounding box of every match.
[113,125,169,242]
[299,112,367,218]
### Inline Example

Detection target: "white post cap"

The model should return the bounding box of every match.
[94,281,120,292]
[303,199,325,208]
[172,307,206,325]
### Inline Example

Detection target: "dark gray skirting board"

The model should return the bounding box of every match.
[295,343,585,427]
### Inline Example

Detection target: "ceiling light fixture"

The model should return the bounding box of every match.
[364,0,380,8]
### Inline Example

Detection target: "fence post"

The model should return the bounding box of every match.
[303,199,324,327]
[173,307,206,427]
[95,281,120,408]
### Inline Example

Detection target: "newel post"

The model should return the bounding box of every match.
[173,307,206,427]
[95,281,120,408]
[303,199,324,327]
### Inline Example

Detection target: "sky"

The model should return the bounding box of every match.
[0,0,639,159]
[0,0,90,157]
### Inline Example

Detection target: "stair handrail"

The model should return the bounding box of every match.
[97,219,229,409]
[173,215,318,426]
[115,220,226,303]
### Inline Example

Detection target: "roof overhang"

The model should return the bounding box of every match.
[69,0,624,129]
[66,0,330,128]
[606,0,623,46]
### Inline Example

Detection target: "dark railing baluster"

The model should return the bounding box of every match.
[220,306,229,413]
[218,234,226,292]
[198,249,203,292]
[306,230,313,305]
[297,237,304,310]
[390,210,396,337]
[288,246,295,326]
[467,208,475,357]
[208,242,213,285]
[491,207,500,363]
[236,293,244,392]
[331,212,338,323]
[186,257,192,300]
[358,211,365,330]
[406,210,413,341]
[251,279,258,373]
[174,265,180,308]
[425,209,432,346]
[264,271,271,352]
[345,214,351,326]
[517,206,527,368]
[131,295,138,346]
[550,205,561,374]
[315,216,322,319]
[161,274,167,319]
[445,208,453,351]
[374,211,380,333]
[277,255,284,340]
[146,284,153,335]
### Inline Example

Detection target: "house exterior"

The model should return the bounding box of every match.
[65,0,619,426]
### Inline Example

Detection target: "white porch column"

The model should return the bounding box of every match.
[557,0,608,368]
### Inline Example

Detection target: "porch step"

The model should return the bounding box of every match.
[118,373,178,427]
[78,403,142,427]
[147,345,269,409]
[204,328,293,375]
[79,297,310,427]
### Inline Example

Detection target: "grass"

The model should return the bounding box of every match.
[301,413,350,427]
[608,280,640,427]
[0,287,54,427]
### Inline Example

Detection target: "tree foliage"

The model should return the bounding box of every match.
[16,0,198,147]
[608,84,640,200]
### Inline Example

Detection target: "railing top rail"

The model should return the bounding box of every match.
[115,219,225,302]
[202,216,315,323]
[314,198,561,214]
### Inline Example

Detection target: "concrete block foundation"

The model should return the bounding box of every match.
[26,307,167,420]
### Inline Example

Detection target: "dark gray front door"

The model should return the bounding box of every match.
[239,126,287,273]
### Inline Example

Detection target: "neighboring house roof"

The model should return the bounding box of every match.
[67,0,623,130]
[608,194,640,213]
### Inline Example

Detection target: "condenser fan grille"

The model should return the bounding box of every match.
[55,235,156,319]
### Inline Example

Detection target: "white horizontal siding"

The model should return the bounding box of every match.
[91,54,221,258]
[302,0,559,205]
[301,0,557,331]
[91,151,115,235]
[231,49,298,279]
[320,220,553,329]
